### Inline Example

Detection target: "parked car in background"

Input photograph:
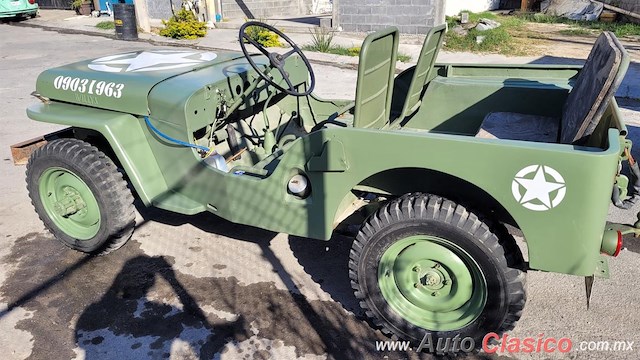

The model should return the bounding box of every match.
[0,0,38,19]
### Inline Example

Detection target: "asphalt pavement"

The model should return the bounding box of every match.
[1,24,640,360]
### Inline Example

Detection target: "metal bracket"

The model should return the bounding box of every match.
[594,254,610,279]
[607,222,640,237]
[619,138,633,162]
[306,139,349,172]
[613,139,640,209]
[614,173,629,200]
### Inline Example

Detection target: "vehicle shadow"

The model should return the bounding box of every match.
[133,205,415,359]
[137,203,363,314]
[288,233,363,315]
[75,255,244,359]
[0,15,33,24]
[267,15,329,27]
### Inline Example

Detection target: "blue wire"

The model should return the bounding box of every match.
[144,116,210,153]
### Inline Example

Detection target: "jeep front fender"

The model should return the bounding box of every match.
[27,102,168,205]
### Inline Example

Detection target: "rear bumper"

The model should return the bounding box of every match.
[0,7,38,18]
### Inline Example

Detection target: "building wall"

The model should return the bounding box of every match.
[147,0,174,20]
[220,0,312,19]
[445,0,499,16]
[337,0,446,35]
[146,0,315,21]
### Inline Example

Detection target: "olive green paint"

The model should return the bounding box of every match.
[39,167,101,240]
[27,103,169,206]
[352,27,399,129]
[378,235,487,331]
[26,41,628,278]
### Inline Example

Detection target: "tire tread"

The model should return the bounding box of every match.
[350,193,526,349]
[26,138,135,255]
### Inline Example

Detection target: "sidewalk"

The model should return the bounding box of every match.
[12,9,640,99]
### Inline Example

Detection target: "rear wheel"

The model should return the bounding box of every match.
[26,138,135,255]
[350,193,526,353]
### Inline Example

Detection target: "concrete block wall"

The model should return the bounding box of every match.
[337,0,446,35]
[147,0,174,20]
[220,0,312,19]
[146,0,314,22]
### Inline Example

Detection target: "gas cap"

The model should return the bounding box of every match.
[288,174,310,198]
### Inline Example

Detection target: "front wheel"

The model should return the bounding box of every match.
[350,193,526,353]
[26,138,135,255]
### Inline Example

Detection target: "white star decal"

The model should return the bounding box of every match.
[88,51,217,73]
[512,165,566,211]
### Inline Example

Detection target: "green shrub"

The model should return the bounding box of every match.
[445,11,526,54]
[95,21,115,30]
[558,28,592,36]
[309,27,335,53]
[70,0,83,9]
[254,30,282,48]
[244,23,282,48]
[347,46,360,56]
[301,43,411,61]
[397,53,412,62]
[160,9,207,40]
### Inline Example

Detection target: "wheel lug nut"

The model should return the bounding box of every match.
[414,283,421,288]
[442,280,448,285]
[412,266,420,272]
[431,291,439,296]
[433,263,440,269]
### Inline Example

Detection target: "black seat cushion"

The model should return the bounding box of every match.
[559,31,624,144]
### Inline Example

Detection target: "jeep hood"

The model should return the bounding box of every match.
[34,50,244,115]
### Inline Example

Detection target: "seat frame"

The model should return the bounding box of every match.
[329,24,447,130]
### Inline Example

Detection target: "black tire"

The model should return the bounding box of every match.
[26,138,135,255]
[350,193,526,354]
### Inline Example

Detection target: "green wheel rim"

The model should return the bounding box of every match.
[378,235,487,331]
[38,167,101,240]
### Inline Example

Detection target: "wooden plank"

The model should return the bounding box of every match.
[590,0,640,20]
[10,136,48,165]
[9,128,73,165]
[521,0,530,11]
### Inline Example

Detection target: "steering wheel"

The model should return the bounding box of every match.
[239,21,316,97]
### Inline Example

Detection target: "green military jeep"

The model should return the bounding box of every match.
[14,22,637,350]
